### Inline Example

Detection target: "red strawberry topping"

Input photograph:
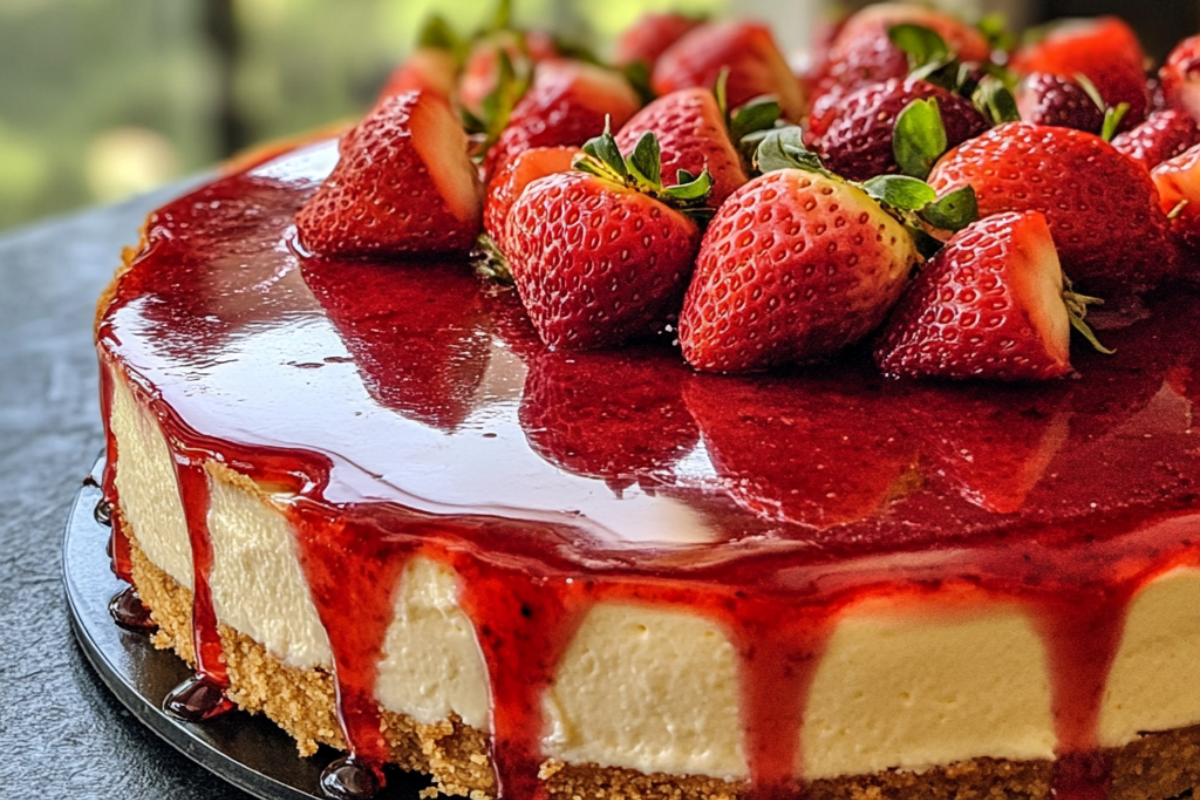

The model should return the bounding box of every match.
[875,211,1076,381]
[296,91,483,258]
[928,122,1178,292]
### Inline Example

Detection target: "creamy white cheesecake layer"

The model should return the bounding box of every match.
[108,363,1200,782]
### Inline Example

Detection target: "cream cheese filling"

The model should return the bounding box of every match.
[107,362,1200,782]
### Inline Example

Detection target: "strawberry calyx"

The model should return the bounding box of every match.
[714,70,784,172]
[462,47,534,156]
[755,127,977,244]
[573,121,714,221]
[1062,277,1114,354]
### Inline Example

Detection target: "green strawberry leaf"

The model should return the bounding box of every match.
[894,98,948,180]
[622,60,656,105]
[977,12,1015,53]
[663,170,713,202]
[628,132,662,186]
[754,126,826,174]
[1063,277,1114,355]
[861,175,938,211]
[580,119,630,180]
[418,14,461,53]
[1074,73,1106,112]
[1101,102,1130,143]
[972,75,1020,126]
[730,96,782,142]
[918,185,978,231]
[889,24,950,69]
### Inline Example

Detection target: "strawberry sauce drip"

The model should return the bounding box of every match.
[98,360,134,583]
[95,141,1200,799]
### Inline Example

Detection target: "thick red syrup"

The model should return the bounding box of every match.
[97,141,1200,799]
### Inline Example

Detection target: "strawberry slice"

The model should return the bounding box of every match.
[483,145,579,252]
[483,59,640,178]
[928,122,1179,293]
[875,211,1101,381]
[651,22,805,122]
[505,126,711,350]
[1011,17,1149,131]
[296,91,483,258]
[1150,143,1200,255]
[614,87,768,209]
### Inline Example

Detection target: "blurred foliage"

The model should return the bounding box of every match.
[0,0,726,232]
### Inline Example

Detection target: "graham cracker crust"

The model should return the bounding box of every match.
[124,523,1200,800]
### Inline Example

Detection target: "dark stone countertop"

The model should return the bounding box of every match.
[0,186,252,798]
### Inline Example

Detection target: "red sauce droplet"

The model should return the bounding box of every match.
[109,586,156,632]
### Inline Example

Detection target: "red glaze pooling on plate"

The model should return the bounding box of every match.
[96,140,1200,800]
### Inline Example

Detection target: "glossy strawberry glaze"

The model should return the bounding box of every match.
[97,141,1200,799]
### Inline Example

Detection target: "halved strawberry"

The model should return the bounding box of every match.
[651,22,805,122]
[614,87,762,209]
[1011,17,1149,131]
[875,211,1095,381]
[483,145,579,252]
[296,91,483,258]
[613,13,703,70]
[816,77,988,182]
[377,47,458,106]
[1159,35,1200,125]
[483,59,640,178]
[505,127,710,349]
[1150,143,1200,255]
[928,122,1178,292]
[1112,109,1200,170]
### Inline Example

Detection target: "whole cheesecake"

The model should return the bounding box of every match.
[94,135,1200,800]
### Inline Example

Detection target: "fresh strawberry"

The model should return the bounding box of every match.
[816,77,988,182]
[1112,109,1200,170]
[1010,17,1149,131]
[651,22,805,122]
[459,29,558,119]
[377,47,458,106]
[810,4,991,108]
[678,146,921,373]
[483,145,579,252]
[1150,143,1200,254]
[483,59,639,178]
[613,13,703,70]
[684,372,919,529]
[505,127,710,349]
[614,88,753,209]
[1015,73,1105,134]
[875,211,1101,381]
[519,346,699,491]
[928,122,1178,292]
[1159,35,1200,124]
[296,91,483,257]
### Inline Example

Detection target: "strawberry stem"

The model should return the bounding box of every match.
[1063,282,1114,355]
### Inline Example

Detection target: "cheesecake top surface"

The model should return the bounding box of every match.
[98,140,1200,595]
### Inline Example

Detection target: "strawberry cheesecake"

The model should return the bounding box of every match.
[95,5,1200,800]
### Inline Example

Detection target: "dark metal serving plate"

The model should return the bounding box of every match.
[63,458,432,800]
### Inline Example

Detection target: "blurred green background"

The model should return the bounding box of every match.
[0,0,1195,232]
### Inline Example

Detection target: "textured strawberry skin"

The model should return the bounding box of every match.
[505,171,702,349]
[615,89,748,209]
[875,211,1071,381]
[483,146,579,251]
[483,60,640,179]
[1015,73,1105,134]
[296,92,482,258]
[1011,17,1149,130]
[817,77,988,182]
[651,22,805,122]
[928,122,1178,292]
[1112,109,1200,170]
[679,170,920,373]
